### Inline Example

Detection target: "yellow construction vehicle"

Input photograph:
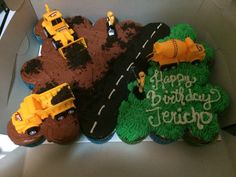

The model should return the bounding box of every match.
[149,37,205,69]
[42,4,87,59]
[11,83,76,136]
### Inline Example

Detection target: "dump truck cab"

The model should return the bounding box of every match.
[11,83,76,136]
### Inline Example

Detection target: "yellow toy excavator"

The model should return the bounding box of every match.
[42,4,87,59]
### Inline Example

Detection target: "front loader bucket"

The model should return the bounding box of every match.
[58,37,87,59]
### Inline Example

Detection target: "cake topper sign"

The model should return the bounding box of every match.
[146,70,221,129]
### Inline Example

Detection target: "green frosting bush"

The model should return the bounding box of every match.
[159,24,196,42]
[116,24,230,144]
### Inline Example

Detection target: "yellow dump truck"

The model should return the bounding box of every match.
[149,37,205,69]
[42,4,87,59]
[11,83,76,136]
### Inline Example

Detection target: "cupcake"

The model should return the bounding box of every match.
[183,113,220,146]
[116,93,150,144]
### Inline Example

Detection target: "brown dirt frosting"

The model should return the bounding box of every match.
[40,114,80,144]
[21,17,141,92]
[7,120,44,146]
[8,114,80,146]
[8,16,141,146]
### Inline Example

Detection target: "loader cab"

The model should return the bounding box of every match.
[51,17,62,26]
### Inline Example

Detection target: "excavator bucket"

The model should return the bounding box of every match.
[58,37,87,59]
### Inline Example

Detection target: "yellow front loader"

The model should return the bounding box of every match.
[41,4,87,59]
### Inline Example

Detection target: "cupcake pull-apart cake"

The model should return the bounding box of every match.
[7,4,230,146]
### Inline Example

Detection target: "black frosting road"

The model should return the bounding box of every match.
[80,23,170,140]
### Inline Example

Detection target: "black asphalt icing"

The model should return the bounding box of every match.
[80,23,170,140]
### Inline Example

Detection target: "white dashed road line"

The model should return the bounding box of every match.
[90,121,98,133]
[135,52,141,59]
[92,23,163,133]
[116,75,124,86]
[150,31,156,38]
[126,62,134,71]
[142,39,149,48]
[108,89,116,99]
[157,23,162,29]
[97,105,105,115]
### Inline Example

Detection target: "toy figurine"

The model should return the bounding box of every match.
[137,71,145,93]
[106,11,116,37]
[133,71,146,100]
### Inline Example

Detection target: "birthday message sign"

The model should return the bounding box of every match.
[146,70,221,130]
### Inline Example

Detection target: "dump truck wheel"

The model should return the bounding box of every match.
[26,127,39,136]
[171,64,177,69]
[43,28,52,38]
[67,108,76,115]
[52,39,62,50]
[55,112,66,121]
[192,60,201,65]
[161,63,177,71]
[161,65,170,71]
